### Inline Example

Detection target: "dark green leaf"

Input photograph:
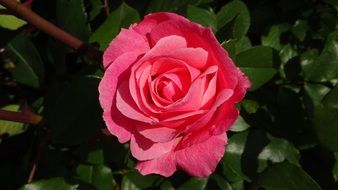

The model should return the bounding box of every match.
[56,0,90,41]
[257,135,300,172]
[216,0,250,39]
[303,84,330,109]
[236,46,279,91]
[208,174,233,190]
[19,177,78,190]
[261,24,290,50]
[221,132,250,183]
[49,76,102,145]
[253,162,321,190]
[89,0,103,21]
[178,177,208,190]
[292,20,309,41]
[230,116,250,132]
[313,105,338,152]
[121,171,158,190]
[333,153,338,182]
[187,5,217,31]
[241,99,259,114]
[75,164,115,190]
[322,85,338,109]
[279,44,298,64]
[305,31,338,82]
[7,33,44,88]
[86,149,104,165]
[90,3,140,50]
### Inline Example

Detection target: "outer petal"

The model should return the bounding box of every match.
[103,29,149,68]
[130,132,178,161]
[176,134,227,177]
[136,153,177,177]
[99,52,141,143]
[133,12,186,38]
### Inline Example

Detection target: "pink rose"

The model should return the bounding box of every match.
[99,12,250,177]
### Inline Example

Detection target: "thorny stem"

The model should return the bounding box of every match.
[0,0,83,49]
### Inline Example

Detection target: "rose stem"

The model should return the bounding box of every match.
[0,108,42,125]
[0,0,83,49]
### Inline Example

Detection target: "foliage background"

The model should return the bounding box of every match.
[0,0,338,189]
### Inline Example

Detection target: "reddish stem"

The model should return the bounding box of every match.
[0,0,83,49]
[0,109,42,125]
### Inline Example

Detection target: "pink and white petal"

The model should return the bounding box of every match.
[136,153,177,177]
[130,132,178,161]
[103,29,149,69]
[116,81,156,123]
[99,52,141,143]
[167,47,208,69]
[176,134,227,177]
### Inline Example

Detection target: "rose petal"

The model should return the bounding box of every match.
[167,47,208,69]
[103,29,149,69]
[130,132,178,161]
[99,52,141,143]
[116,81,156,123]
[183,88,234,134]
[176,134,227,177]
[136,153,177,177]
[129,35,187,113]
[133,12,185,38]
[136,125,179,142]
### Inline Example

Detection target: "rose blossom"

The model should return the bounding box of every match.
[99,12,250,177]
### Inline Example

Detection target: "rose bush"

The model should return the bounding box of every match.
[99,12,250,177]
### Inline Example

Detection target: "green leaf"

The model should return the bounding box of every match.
[89,0,103,21]
[216,0,250,39]
[56,0,90,41]
[261,24,291,50]
[241,99,259,114]
[305,31,338,82]
[7,33,44,88]
[257,136,300,172]
[279,44,298,64]
[0,104,26,138]
[303,84,330,109]
[86,149,105,165]
[19,177,78,190]
[208,174,233,190]
[0,5,26,30]
[292,20,309,41]
[121,171,158,190]
[236,46,279,91]
[230,116,250,132]
[221,132,250,183]
[187,5,217,31]
[178,178,208,190]
[49,76,102,145]
[333,153,338,182]
[313,105,338,152]
[322,84,338,109]
[90,3,140,50]
[75,164,115,190]
[253,162,321,190]
[222,37,252,59]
